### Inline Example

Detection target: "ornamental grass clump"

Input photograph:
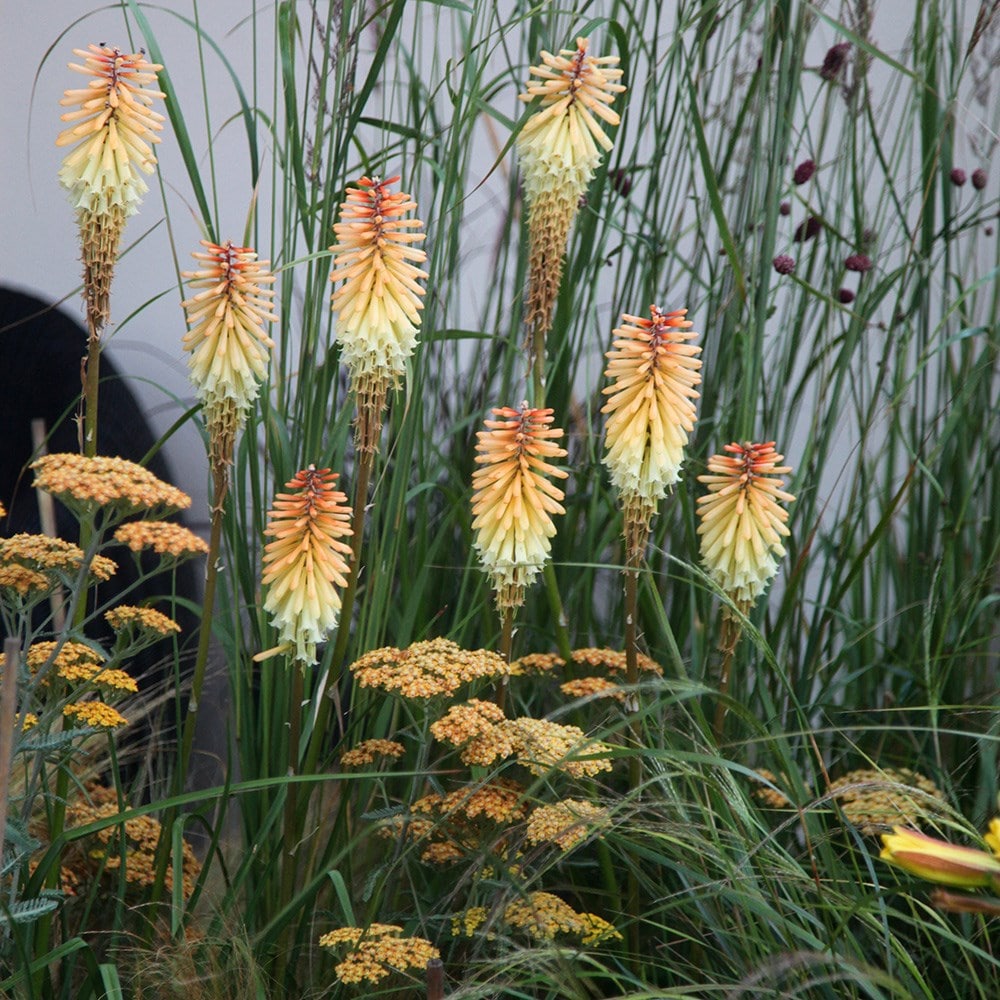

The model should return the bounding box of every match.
[517,37,625,373]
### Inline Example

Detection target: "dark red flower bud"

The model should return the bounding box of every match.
[837,287,855,304]
[793,215,823,242]
[821,42,850,80]
[845,253,873,273]
[794,159,816,185]
[772,255,795,275]
[972,168,987,191]
[950,168,967,187]
[610,167,632,198]
[779,201,791,216]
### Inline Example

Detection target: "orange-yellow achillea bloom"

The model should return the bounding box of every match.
[880,826,1000,890]
[260,466,353,665]
[471,403,568,610]
[602,306,702,534]
[696,442,795,611]
[517,38,625,338]
[56,44,165,216]
[181,240,277,417]
[329,176,428,388]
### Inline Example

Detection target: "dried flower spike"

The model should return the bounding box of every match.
[471,403,568,610]
[696,442,795,614]
[57,45,165,330]
[259,466,353,666]
[329,175,427,439]
[601,307,702,552]
[518,37,625,344]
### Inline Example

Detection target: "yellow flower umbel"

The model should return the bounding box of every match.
[470,403,568,611]
[181,240,277,477]
[329,175,427,452]
[57,45,165,333]
[259,466,354,666]
[517,38,625,357]
[697,442,796,618]
[602,306,702,559]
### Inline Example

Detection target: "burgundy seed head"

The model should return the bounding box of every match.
[794,159,816,185]
[793,215,823,242]
[986,226,994,236]
[972,168,987,191]
[610,167,632,198]
[845,253,873,273]
[772,254,795,275]
[837,287,855,304]
[950,168,967,187]
[821,42,850,80]
[779,201,791,216]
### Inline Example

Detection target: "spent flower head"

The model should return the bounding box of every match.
[601,306,702,543]
[696,442,795,614]
[471,403,568,610]
[260,466,353,666]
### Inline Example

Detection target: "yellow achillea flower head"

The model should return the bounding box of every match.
[526,799,608,851]
[329,175,427,417]
[351,638,509,699]
[259,466,353,666]
[471,403,568,610]
[318,924,439,985]
[602,306,702,545]
[105,604,182,636]
[340,739,405,768]
[63,700,128,729]
[504,891,621,945]
[517,37,625,339]
[32,453,191,517]
[56,45,165,330]
[113,521,208,560]
[0,533,116,582]
[181,240,277,421]
[880,826,1000,889]
[696,442,795,613]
